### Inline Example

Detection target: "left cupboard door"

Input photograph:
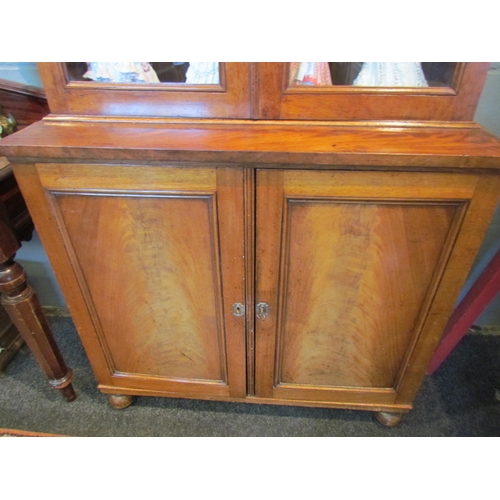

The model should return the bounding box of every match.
[33,164,247,401]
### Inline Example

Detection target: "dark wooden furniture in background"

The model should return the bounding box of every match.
[0,80,75,400]
[0,157,76,400]
[1,62,499,425]
[0,157,26,370]
[0,78,49,130]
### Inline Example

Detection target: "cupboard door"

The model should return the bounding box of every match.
[39,63,253,119]
[255,169,488,408]
[256,63,489,121]
[38,164,246,400]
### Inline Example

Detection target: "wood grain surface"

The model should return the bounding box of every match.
[38,63,253,119]
[256,63,489,121]
[36,164,247,398]
[3,62,500,419]
[0,79,48,130]
[255,169,481,404]
[2,119,500,169]
[277,200,457,388]
[56,193,225,381]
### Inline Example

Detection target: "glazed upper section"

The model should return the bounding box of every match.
[37,63,490,121]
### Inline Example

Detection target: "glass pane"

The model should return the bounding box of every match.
[65,62,220,85]
[288,62,457,88]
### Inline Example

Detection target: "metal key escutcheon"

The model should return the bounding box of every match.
[256,302,269,320]
[232,303,245,317]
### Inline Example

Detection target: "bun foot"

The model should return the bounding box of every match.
[108,394,133,409]
[376,411,403,427]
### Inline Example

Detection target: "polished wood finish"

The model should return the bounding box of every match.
[7,121,500,418]
[0,79,48,130]
[0,252,76,402]
[30,163,246,400]
[0,157,26,369]
[4,118,500,169]
[395,174,500,406]
[0,158,75,400]
[7,135,500,418]
[0,305,23,371]
[1,63,500,425]
[38,63,253,119]
[254,169,494,407]
[243,167,256,395]
[0,159,33,241]
[256,63,490,121]
[0,88,75,398]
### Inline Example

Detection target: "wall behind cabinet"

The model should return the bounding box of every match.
[464,62,500,325]
[0,62,43,87]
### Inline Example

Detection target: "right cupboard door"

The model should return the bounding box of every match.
[255,169,498,410]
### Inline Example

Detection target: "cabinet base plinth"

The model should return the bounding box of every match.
[98,385,412,414]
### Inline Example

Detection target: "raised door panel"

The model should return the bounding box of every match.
[279,201,457,389]
[255,170,477,407]
[38,164,246,399]
[56,194,225,381]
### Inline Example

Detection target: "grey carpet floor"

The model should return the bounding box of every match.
[0,316,499,436]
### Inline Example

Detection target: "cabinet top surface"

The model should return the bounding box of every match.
[2,119,500,169]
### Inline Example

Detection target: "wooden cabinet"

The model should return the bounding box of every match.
[2,62,500,425]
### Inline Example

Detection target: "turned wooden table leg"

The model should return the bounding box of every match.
[0,257,76,401]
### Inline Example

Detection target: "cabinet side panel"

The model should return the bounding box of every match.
[278,200,457,388]
[396,174,500,403]
[54,192,226,382]
[12,163,115,384]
